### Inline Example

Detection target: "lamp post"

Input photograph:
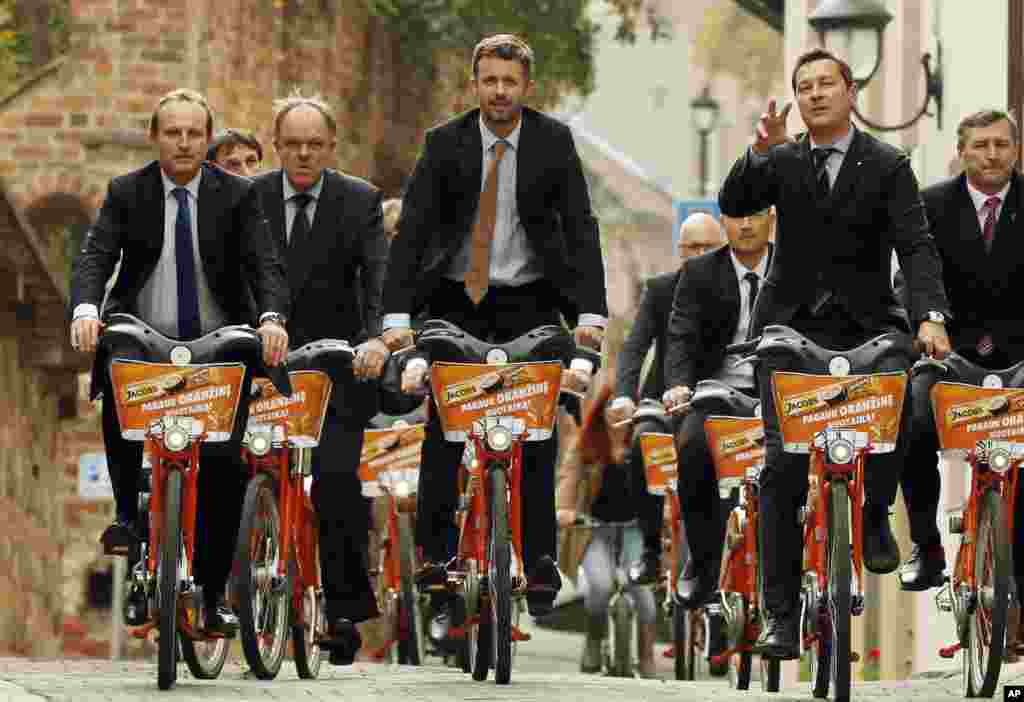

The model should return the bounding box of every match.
[808,0,943,131]
[690,85,721,198]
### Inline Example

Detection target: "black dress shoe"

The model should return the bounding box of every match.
[627,550,661,586]
[753,612,800,660]
[526,555,561,617]
[324,618,362,665]
[863,504,900,574]
[899,543,947,591]
[674,559,710,609]
[204,606,239,638]
[101,518,139,557]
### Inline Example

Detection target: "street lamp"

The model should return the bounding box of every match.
[808,0,943,131]
[690,85,720,198]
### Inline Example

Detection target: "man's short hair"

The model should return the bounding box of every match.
[956,109,1020,151]
[206,128,263,163]
[791,48,854,92]
[472,34,534,79]
[272,90,337,137]
[150,88,214,138]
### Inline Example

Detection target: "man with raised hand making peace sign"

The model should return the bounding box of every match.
[717,48,951,659]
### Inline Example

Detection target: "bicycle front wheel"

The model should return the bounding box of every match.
[965,488,1009,698]
[397,512,424,665]
[157,470,183,691]
[180,636,229,679]
[827,480,851,702]
[236,473,290,679]
[487,467,513,684]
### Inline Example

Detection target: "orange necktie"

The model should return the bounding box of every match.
[465,140,508,305]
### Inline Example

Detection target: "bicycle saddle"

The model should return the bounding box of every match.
[99,313,291,396]
[913,351,1024,388]
[689,379,761,418]
[738,325,916,374]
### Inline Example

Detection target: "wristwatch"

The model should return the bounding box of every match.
[261,312,287,328]
[924,311,946,325]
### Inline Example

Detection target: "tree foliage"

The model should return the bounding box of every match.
[692,0,782,98]
[0,1,69,89]
[364,0,669,104]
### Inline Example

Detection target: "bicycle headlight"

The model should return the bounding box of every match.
[989,447,1012,473]
[164,423,191,453]
[827,437,855,465]
[395,480,412,498]
[249,430,272,457]
[486,425,514,452]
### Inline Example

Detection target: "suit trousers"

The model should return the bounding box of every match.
[309,411,379,623]
[415,278,562,573]
[627,417,670,556]
[100,343,250,606]
[758,303,911,615]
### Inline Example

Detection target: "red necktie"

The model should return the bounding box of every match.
[981,196,1001,253]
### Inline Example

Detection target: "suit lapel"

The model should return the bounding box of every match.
[955,176,988,263]
[265,171,288,253]
[827,129,864,207]
[989,176,1021,266]
[196,164,220,270]
[514,109,532,215]
[146,163,166,255]
[798,136,819,203]
[718,248,741,337]
[458,111,484,201]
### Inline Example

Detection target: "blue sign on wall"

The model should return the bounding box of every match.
[673,199,721,250]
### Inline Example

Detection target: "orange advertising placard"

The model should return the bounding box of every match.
[638,433,677,496]
[931,381,1024,451]
[429,361,563,441]
[248,371,333,448]
[109,360,246,442]
[358,425,426,497]
[771,371,907,454]
[704,416,765,489]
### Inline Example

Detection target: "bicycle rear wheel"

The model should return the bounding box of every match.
[827,481,851,702]
[236,473,290,679]
[965,488,1009,698]
[490,467,513,684]
[291,559,324,679]
[157,470,183,691]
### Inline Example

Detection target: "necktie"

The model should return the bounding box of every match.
[812,147,837,200]
[981,195,1001,254]
[172,188,201,340]
[288,192,313,292]
[744,271,760,317]
[465,140,508,305]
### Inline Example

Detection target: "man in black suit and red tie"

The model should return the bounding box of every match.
[382,34,608,624]
[717,48,952,659]
[69,89,290,636]
[899,110,1024,596]
[252,92,390,664]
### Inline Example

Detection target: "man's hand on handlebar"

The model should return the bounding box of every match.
[917,321,951,360]
[557,509,578,529]
[354,337,390,381]
[382,326,414,353]
[561,368,592,396]
[662,385,693,415]
[401,361,430,396]
[605,397,636,427]
[574,325,604,352]
[258,320,289,367]
[70,317,102,354]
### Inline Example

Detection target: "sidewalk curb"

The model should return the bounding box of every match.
[0,680,46,701]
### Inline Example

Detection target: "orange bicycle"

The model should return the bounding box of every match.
[401,319,598,684]
[234,340,351,679]
[928,355,1024,697]
[730,325,913,702]
[99,313,290,690]
[359,421,428,664]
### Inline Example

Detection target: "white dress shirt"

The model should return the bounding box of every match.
[283,170,324,242]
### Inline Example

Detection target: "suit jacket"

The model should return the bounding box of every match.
[253,168,387,422]
[923,173,1024,361]
[614,270,678,401]
[718,128,949,336]
[383,107,607,327]
[665,244,772,390]
[71,160,289,397]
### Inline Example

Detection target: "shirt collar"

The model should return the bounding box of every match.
[479,113,522,153]
[161,168,202,200]
[282,170,325,202]
[729,248,769,282]
[809,123,855,155]
[966,179,1011,214]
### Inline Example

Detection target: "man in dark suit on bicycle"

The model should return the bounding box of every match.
[69,89,290,636]
[717,48,951,658]
[381,34,608,624]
